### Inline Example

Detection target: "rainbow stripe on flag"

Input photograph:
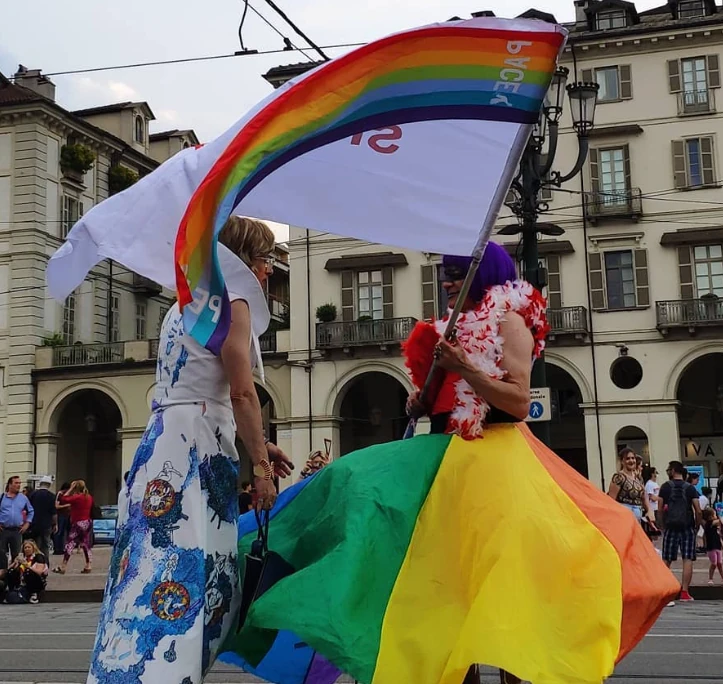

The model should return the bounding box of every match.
[175,21,566,353]
[221,425,679,684]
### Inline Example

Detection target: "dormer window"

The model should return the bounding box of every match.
[678,0,707,19]
[596,9,628,30]
[135,115,145,144]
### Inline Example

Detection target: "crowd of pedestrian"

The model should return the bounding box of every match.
[0,474,98,604]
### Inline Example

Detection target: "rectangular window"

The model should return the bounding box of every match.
[60,196,83,239]
[693,244,723,297]
[596,10,628,30]
[110,294,120,343]
[62,294,75,344]
[604,250,637,309]
[678,0,707,18]
[436,264,450,317]
[158,306,169,336]
[599,147,628,205]
[596,67,620,101]
[135,302,147,340]
[673,137,716,188]
[357,270,383,320]
[681,57,710,111]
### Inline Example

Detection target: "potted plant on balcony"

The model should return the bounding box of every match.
[315,303,337,323]
[60,143,95,183]
[108,165,140,196]
[316,304,337,347]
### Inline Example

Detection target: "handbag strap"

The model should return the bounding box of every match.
[254,508,270,554]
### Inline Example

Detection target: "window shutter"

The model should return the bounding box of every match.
[701,136,715,185]
[672,140,688,189]
[668,59,681,93]
[581,68,594,84]
[677,246,694,299]
[340,270,354,322]
[619,65,633,99]
[546,254,562,309]
[588,252,606,310]
[421,265,437,321]
[381,266,394,319]
[623,144,632,193]
[634,249,650,307]
[707,54,721,89]
[589,148,600,194]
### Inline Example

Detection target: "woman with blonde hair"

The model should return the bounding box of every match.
[53,479,94,575]
[608,448,656,527]
[87,216,293,683]
[8,538,49,603]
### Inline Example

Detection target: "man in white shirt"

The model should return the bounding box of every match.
[644,467,662,529]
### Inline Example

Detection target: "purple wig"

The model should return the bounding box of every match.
[442,242,516,302]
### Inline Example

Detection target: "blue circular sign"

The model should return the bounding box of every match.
[529,401,544,419]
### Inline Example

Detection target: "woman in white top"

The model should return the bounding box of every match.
[643,466,662,530]
[87,217,292,684]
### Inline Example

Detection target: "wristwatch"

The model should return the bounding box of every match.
[253,459,273,481]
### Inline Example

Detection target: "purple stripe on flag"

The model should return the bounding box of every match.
[304,653,343,684]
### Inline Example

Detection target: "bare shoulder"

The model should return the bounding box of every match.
[500,311,534,353]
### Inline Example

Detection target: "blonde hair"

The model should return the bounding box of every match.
[22,539,40,556]
[218,216,275,267]
[69,479,89,496]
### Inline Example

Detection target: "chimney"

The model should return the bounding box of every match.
[574,0,591,24]
[13,65,56,101]
[471,10,496,17]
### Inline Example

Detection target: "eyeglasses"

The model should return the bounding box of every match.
[253,254,275,267]
[443,267,466,281]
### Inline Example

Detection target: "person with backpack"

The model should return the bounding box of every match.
[659,460,702,603]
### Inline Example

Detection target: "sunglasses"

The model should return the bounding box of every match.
[443,267,466,281]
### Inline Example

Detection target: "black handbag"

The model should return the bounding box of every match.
[237,509,295,634]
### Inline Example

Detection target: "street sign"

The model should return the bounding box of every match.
[525,387,551,423]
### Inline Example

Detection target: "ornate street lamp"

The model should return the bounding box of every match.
[502,69,600,445]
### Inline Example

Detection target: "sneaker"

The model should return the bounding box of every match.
[709,580,715,586]
[666,601,676,607]
[679,590,694,602]
[29,593,39,604]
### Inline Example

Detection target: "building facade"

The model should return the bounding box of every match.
[0,67,290,501]
[272,0,723,489]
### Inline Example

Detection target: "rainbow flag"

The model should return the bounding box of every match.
[221,425,679,684]
[175,20,566,352]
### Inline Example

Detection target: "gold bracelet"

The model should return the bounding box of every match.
[253,459,273,481]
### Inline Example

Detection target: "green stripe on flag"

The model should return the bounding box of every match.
[230,434,451,681]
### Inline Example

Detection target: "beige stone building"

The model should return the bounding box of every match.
[0,67,290,502]
[270,0,723,490]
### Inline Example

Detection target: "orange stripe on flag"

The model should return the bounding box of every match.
[518,424,679,660]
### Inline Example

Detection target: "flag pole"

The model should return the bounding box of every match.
[404,124,533,439]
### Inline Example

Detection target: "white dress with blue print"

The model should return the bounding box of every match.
[87,301,252,684]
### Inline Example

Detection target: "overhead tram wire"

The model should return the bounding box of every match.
[244,1,316,62]
[261,0,330,61]
[43,42,364,77]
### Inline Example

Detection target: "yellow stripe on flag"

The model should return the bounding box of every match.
[373,426,623,684]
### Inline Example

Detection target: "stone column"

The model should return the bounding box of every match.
[119,427,145,476]
[34,432,59,481]
[647,404,681,472]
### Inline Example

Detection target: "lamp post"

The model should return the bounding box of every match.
[502,68,600,445]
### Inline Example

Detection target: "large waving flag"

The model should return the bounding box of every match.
[221,426,679,684]
[47,16,566,353]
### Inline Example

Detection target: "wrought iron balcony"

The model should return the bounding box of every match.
[51,342,125,367]
[678,89,715,116]
[584,188,643,222]
[317,317,417,350]
[657,297,723,333]
[259,331,277,353]
[547,306,588,340]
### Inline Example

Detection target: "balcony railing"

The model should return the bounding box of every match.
[51,342,125,367]
[547,306,588,338]
[584,188,643,221]
[317,317,417,349]
[678,89,715,116]
[259,331,277,353]
[657,298,723,332]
